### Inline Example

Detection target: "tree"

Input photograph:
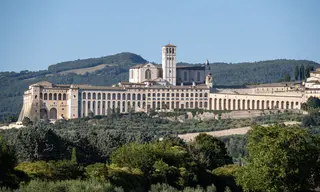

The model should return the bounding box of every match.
[305,64,311,78]
[0,137,26,188]
[71,147,77,163]
[22,117,33,126]
[236,125,320,192]
[283,73,290,82]
[300,64,305,80]
[306,96,320,109]
[191,133,232,170]
[294,65,299,80]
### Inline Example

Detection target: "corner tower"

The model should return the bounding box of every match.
[162,44,177,86]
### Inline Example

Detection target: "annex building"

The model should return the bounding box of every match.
[18,44,317,122]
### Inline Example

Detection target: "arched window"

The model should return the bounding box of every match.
[88,93,91,99]
[145,69,151,80]
[83,92,86,99]
[103,93,106,100]
[49,93,52,100]
[44,93,48,100]
[58,93,62,100]
[63,93,66,100]
[53,93,57,100]
[93,93,96,99]
[98,93,101,99]
[172,48,175,54]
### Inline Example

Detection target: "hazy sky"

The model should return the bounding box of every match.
[0,0,319,72]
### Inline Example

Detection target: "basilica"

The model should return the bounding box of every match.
[17,44,317,122]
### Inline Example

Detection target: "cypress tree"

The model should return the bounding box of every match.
[305,65,311,78]
[71,147,77,163]
[300,65,305,80]
[294,65,299,80]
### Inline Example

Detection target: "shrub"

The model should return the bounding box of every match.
[19,179,124,192]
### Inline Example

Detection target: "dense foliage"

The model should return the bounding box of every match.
[236,125,320,192]
[0,110,320,191]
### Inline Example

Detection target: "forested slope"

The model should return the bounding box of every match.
[0,52,319,121]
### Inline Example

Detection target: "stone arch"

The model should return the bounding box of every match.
[82,101,86,117]
[44,93,48,100]
[40,109,48,119]
[58,93,62,100]
[82,92,86,99]
[281,101,284,109]
[252,100,255,110]
[132,93,136,100]
[127,93,131,100]
[257,100,260,110]
[261,100,265,110]
[102,101,106,115]
[92,101,96,115]
[98,93,101,100]
[247,100,250,110]
[291,102,294,109]
[49,108,57,119]
[53,93,57,100]
[233,99,236,110]
[63,93,67,100]
[93,93,96,99]
[145,69,151,80]
[223,99,227,110]
[214,98,217,110]
[97,101,101,115]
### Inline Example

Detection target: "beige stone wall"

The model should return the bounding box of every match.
[208,93,304,110]
[79,87,210,116]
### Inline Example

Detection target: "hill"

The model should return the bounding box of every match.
[0,53,319,121]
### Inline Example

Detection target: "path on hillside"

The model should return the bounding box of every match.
[178,121,300,142]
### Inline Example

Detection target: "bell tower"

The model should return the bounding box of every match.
[162,44,176,86]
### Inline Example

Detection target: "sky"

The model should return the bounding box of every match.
[0,0,319,72]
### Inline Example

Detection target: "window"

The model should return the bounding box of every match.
[83,92,86,99]
[172,48,174,54]
[44,93,48,100]
[145,69,151,80]
[58,93,61,100]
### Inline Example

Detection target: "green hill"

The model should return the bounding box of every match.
[0,53,319,122]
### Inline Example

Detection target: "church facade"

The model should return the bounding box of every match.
[17,44,317,123]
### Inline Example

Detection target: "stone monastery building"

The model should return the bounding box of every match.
[18,44,317,122]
